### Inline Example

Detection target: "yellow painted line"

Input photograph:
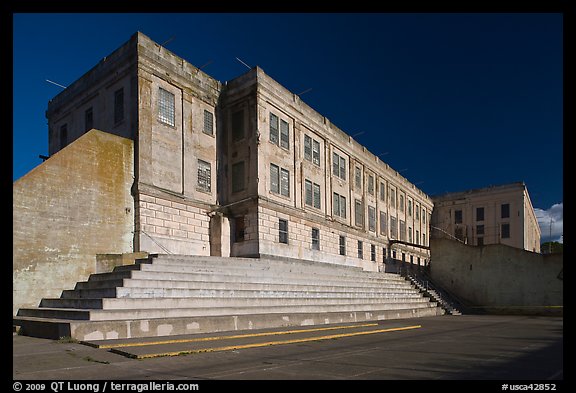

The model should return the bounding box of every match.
[89,323,379,349]
[114,324,422,359]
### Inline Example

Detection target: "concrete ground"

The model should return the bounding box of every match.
[13,315,563,381]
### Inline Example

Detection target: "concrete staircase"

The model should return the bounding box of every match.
[13,255,445,341]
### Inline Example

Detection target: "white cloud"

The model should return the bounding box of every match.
[534,203,563,243]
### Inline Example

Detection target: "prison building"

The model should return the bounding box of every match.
[44,31,433,270]
[430,182,541,253]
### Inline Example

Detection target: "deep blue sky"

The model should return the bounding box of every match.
[13,13,563,239]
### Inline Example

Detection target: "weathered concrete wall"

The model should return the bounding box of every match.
[430,238,562,309]
[13,130,134,316]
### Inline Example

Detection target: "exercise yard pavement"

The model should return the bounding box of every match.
[13,315,563,380]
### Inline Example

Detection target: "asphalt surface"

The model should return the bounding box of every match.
[13,315,563,381]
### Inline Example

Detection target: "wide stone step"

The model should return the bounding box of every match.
[40,295,432,310]
[61,286,421,299]
[20,300,439,321]
[13,306,445,341]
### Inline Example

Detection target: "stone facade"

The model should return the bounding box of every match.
[43,31,433,273]
[430,182,541,253]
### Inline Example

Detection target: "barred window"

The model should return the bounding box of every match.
[390,216,397,239]
[304,135,312,161]
[232,110,244,142]
[333,192,346,218]
[279,219,288,244]
[390,189,396,208]
[270,164,280,194]
[368,175,374,195]
[339,235,346,256]
[114,88,124,124]
[158,87,175,126]
[368,206,376,232]
[423,208,426,224]
[476,207,485,222]
[371,244,376,262]
[415,205,420,220]
[455,210,463,224]
[311,228,320,250]
[408,226,413,243]
[400,220,406,241]
[312,140,320,165]
[332,152,346,180]
[355,199,363,228]
[379,211,387,235]
[313,183,321,209]
[358,240,363,259]
[477,225,485,235]
[408,200,412,216]
[280,119,289,149]
[305,180,313,206]
[416,230,420,245]
[280,168,290,197]
[232,161,245,193]
[203,110,213,135]
[501,223,510,239]
[270,113,279,144]
[501,204,510,219]
[380,182,386,201]
[399,194,405,212]
[197,159,211,193]
[355,167,362,190]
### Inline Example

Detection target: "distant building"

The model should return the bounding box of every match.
[430,182,541,253]
[43,31,432,272]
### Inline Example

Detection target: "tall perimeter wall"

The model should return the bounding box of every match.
[13,130,135,315]
[429,238,562,313]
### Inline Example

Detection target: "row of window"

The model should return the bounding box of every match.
[454,223,510,242]
[273,218,424,262]
[454,204,510,224]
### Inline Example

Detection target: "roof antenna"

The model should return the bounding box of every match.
[196,60,213,74]
[160,36,175,50]
[235,57,252,70]
[46,79,67,89]
[296,88,313,96]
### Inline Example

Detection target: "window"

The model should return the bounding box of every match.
[400,220,406,241]
[368,175,374,195]
[455,209,463,224]
[408,200,412,216]
[114,88,124,124]
[379,211,387,235]
[416,230,420,245]
[390,189,396,208]
[501,203,510,219]
[312,140,320,165]
[270,164,290,197]
[371,244,376,261]
[197,159,211,193]
[232,110,244,141]
[399,194,404,212]
[279,219,288,244]
[455,227,464,241]
[390,216,398,239]
[408,226,412,243]
[382,247,387,262]
[477,237,484,246]
[232,161,245,193]
[311,228,320,250]
[339,235,346,256]
[270,164,279,194]
[501,223,510,239]
[234,216,245,242]
[84,107,93,132]
[476,207,485,222]
[355,199,363,227]
[305,180,322,209]
[422,208,426,224]
[380,182,386,201]
[333,192,346,218]
[270,113,279,144]
[476,225,485,235]
[422,233,426,246]
[158,87,175,126]
[280,168,290,197]
[59,124,67,150]
[355,167,362,189]
[332,152,346,180]
[392,250,397,259]
[280,119,289,149]
[358,240,363,259]
[304,135,312,161]
[203,110,213,135]
[368,206,376,232]
[415,205,420,220]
